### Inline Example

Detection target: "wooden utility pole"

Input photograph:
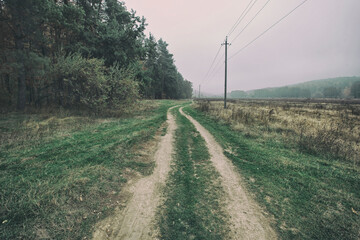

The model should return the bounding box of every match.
[224,37,228,109]
[222,36,230,109]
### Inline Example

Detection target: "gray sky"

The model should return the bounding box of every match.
[125,0,360,94]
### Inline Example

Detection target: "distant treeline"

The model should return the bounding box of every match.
[230,77,360,99]
[0,0,192,111]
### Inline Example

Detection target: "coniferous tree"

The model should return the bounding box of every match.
[0,0,192,110]
[351,81,360,98]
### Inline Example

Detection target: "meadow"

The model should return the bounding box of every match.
[196,99,360,165]
[189,99,360,239]
[1,99,359,239]
[0,100,177,239]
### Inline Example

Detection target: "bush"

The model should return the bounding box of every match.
[51,53,107,109]
[196,100,210,112]
[106,64,140,107]
[50,54,140,111]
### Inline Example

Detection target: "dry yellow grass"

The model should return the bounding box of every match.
[195,99,360,165]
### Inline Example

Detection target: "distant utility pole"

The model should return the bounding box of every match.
[198,84,201,98]
[222,36,230,109]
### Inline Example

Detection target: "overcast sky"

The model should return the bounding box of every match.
[125,0,360,94]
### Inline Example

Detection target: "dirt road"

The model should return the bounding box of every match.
[93,107,177,240]
[93,106,276,239]
[179,107,277,240]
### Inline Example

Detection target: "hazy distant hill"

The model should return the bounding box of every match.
[193,89,222,98]
[230,77,360,99]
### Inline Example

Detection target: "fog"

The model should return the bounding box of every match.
[125,0,360,94]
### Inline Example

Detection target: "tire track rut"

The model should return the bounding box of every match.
[93,106,276,240]
[92,107,177,240]
[179,107,277,240]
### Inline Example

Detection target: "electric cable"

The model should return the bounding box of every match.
[208,53,225,82]
[229,0,309,60]
[231,0,272,44]
[227,0,257,37]
[201,45,223,83]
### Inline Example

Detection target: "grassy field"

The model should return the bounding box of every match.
[158,106,230,240]
[0,100,177,239]
[196,99,360,165]
[187,101,360,239]
[2,99,359,239]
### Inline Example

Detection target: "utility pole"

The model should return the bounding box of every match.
[198,84,201,98]
[222,36,230,109]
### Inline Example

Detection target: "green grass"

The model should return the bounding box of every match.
[158,106,230,240]
[0,100,177,239]
[184,106,360,240]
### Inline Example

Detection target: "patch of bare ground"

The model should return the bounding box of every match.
[92,107,177,240]
[180,107,277,240]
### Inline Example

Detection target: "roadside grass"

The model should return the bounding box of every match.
[0,100,177,239]
[158,106,230,240]
[184,105,360,240]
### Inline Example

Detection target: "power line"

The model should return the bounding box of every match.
[207,51,225,82]
[227,0,258,37]
[201,45,223,83]
[229,0,309,60]
[231,0,272,44]
[203,0,264,89]
[198,60,224,95]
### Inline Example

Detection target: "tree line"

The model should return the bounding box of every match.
[0,0,192,111]
[230,77,360,99]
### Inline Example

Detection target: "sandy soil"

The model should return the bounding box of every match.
[92,107,177,240]
[179,107,277,240]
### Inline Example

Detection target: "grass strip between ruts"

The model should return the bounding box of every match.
[158,106,230,240]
